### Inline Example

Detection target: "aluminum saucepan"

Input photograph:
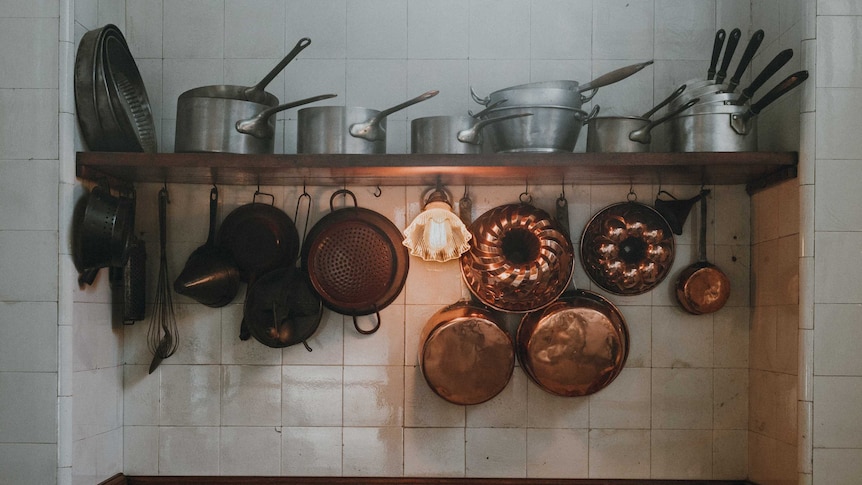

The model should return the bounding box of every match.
[478,105,589,153]
[297,90,439,154]
[410,113,531,154]
[175,38,336,154]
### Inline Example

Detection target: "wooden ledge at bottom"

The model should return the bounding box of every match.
[101,474,758,485]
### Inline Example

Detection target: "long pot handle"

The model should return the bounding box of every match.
[469,98,508,119]
[206,186,218,246]
[714,28,742,85]
[641,83,686,119]
[243,37,311,100]
[577,60,654,94]
[353,308,381,335]
[236,93,337,139]
[629,97,700,144]
[697,189,711,262]
[457,113,533,145]
[735,48,793,106]
[469,86,490,106]
[581,104,601,125]
[726,29,765,93]
[350,90,440,142]
[744,70,809,120]
[707,29,726,80]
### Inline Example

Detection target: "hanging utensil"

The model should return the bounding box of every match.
[675,190,731,314]
[148,186,178,374]
[653,189,705,235]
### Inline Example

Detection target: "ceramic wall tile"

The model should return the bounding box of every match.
[282,426,342,476]
[588,429,651,478]
[814,232,862,304]
[223,58,287,109]
[167,305,222,364]
[468,0,530,60]
[815,159,862,231]
[714,368,748,429]
[346,0,407,59]
[161,58,223,121]
[817,16,862,88]
[96,0,124,28]
[220,303,284,365]
[812,448,862,485]
[530,0,592,60]
[799,399,812,473]
[713,305,750,368]
[0,372,57,443]
[813,375,862,447]
[816,87,862,160]
[799,327,814,401]
[158,426,219,475]
[466,371,528,428]
[281,309,344,365]
[0,302,57,372]
[343,365,404,427]
[159,365,221,426]
[123,365,159,426]
[654,0,715,61]
[748,430,798,484]
[814,303,862,375]
[123,426,159,476]
[652,306,714,368]
[73,367,121,441]
[525,379,590,429]
[282,365,343,427]
[343,59,408,117]
[751,184,780,245]
[224,0,285,59]
[621,305,652,368]
[713,429,748,479]
[162,0,223,59]
[0,18,58,88]
[284,0,346,59]
[526,428,589,478]
[0,444,56,485]
[651,429,712,479]
[342,427,403,476]
[819,0,862,15]
[467,60,531,102]
[403,427,465,477]
[281,58,345,115]
[407,0,468,60]
[465,428,527,477]
[590,60,655,116]
[404,365,466,427]
[592,0,654,60]
[1,0,58,17]
[0,89,58,160]
[124,0,162,59]
[221,365,281,426]
[219,426,282,476]
[589,368,651,429]
[716,0,751,32]
[652,368,713,429]
[344,304,405,365]
[406,59,468,119]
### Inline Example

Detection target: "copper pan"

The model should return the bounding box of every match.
[580,197,675,295]
[419,301,514,405]
[675,190,730,314]
[459,201,574,313]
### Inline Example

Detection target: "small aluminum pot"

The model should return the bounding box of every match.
[410,113,531,154]
[586,98,699,153]
[419,301,514,405]
[669,104,757,152]
[297,90,438,154]
[479,105,589,153]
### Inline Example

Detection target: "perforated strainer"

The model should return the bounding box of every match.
[301,189,409,334]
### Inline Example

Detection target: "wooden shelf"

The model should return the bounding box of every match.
[76,151,797,194]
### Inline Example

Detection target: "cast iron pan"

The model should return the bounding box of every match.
[301,189,409,335]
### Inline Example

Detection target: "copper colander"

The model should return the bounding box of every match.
[302,190,409,334]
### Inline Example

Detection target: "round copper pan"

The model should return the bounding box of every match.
[517,289,629,397]
[580,201,675,295]
[419,301,515,405]
[460,203,574,313]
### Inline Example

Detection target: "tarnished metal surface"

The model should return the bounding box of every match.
[460,203,574,313]
[517,290,628,397]
[420,302,514,405]
[580,201,675,295]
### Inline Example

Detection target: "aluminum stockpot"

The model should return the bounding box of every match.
[297,90,438,154]
[410,113,530,154]
[669,103,757,152]
[419,301,515,405]
[479,105,589,153]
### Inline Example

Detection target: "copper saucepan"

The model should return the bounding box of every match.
[675,190,730,314]
[419,301,515,405]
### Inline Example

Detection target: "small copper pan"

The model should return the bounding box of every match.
[675,190,730,314]
[419,301,514,405]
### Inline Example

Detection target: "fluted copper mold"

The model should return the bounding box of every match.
[419,301,514,405]
[460,203,574,313]
[580,201,675,295]
[517,289,629,397]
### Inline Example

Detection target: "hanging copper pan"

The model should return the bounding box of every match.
[675,190,730,314]
[517,289,628,397]
[301,189,409,335]
[580,198,675,295]
[460,202,574,313]
[419,300,514,405]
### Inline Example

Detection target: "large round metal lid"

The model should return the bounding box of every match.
[517,290,629,397]
[420,302,514,405]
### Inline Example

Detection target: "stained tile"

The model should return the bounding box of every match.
[343,365,404,426]
[404,365,466,427]
[158,426,219,475]
[588,429,650,478]
[159,365,220,426]
[526,428,588,478]
[589,368,651,429]
[282,426,343,476]
[221,365,282,426]
[652,368,713,429]
[220,427,281,476]
[651,429,712,479]
[404,427,465,477]
[342,427,403,476]
[525,379,589,429]
[282,365,343,427]
[466,428,526,477]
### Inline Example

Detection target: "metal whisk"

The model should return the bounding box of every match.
[148,186,178,374]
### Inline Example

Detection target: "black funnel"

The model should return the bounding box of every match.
[654,190,709,235]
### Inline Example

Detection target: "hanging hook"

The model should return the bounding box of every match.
[520,180,532,204]
[373,185,382,197]
[627,183,637,202]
